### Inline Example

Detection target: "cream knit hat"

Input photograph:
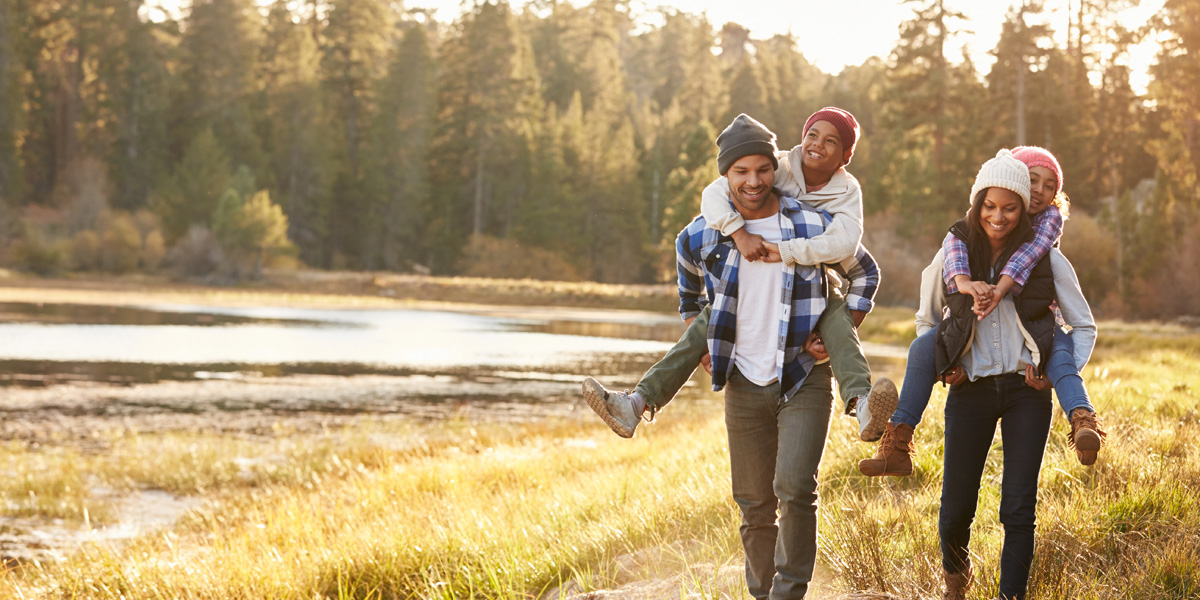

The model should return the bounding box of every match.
[970,149,1031,210]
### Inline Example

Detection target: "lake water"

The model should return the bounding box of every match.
[0,302,683,384]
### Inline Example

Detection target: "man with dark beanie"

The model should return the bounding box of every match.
[590,114,879,599]
[583,108,895,449]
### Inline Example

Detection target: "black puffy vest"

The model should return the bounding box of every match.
[934,220,1057,377]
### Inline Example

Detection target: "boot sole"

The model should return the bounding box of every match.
[857,460,912,477]
[582,378,635,438]
[1075,428,1101,465]
[859,377,899,442]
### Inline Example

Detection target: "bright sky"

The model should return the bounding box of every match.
[147,0,1165,93]
[406,0,1166,92]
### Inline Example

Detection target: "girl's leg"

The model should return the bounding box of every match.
[1045,329,1093,417]
[890,328,939,428]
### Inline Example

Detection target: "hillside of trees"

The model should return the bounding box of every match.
[0,0,1196,317]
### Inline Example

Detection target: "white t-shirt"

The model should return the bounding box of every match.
[734,213,785,386]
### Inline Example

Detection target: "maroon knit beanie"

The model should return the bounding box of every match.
[1011,146,1063,197]
[803,107,859,166]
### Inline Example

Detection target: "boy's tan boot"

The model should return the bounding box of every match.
[1069,408,1107,466]
[857,422,914,477]
[943,567,971,600]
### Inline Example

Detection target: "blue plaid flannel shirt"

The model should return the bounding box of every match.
[676,194,880,402]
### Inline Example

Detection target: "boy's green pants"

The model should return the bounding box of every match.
[633,288,871,415]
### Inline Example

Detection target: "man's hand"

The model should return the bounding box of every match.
[1024,364,1051,390]
[731,228,770,262]
[700,353,713,375]
[939,365,968,386]
[804,331,829,361]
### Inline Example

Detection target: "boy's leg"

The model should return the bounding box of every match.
[634,305,710,413]
[816,289,870,411]
[582,306,710,438]
[818,288,897,442]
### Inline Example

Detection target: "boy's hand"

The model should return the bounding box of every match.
[761,242,782,263]
[731,229,770,262]
[700,353,712,375]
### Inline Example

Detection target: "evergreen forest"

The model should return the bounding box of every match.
[0,0,1197,317]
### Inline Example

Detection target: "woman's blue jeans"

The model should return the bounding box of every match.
[890,327,1092,429]
[939,373,1052,600]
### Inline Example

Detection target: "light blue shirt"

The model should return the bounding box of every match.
[916,248,1097,381]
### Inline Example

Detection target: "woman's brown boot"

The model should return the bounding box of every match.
[943,567,971,600]
[857,422,914,477]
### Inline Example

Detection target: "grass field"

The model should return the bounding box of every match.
[1,277,1197,598]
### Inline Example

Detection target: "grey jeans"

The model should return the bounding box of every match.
[724,363,834,599]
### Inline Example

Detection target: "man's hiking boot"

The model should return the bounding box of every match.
[1069,408,1106,466]
[943,567,971,600]
[582,377,641,438]
[858,422,914,477]
[856,377,898,442]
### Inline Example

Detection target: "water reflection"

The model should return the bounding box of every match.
[0,302,679,385]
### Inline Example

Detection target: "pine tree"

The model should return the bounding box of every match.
[177,0,266,179]
[878,0,969,230]
[987,1,1052,147]
[104,1,176,211]
[427,0,542,274]
[0,0,24,202]
[366,19,436,271]
[153,128,231,243]
[260,0,333,267]
[320,0,391,268]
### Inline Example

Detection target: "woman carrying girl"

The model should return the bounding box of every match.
[885,150,1097,599]
[858,146,1105,480]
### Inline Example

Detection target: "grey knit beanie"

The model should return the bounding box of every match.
[716,114,779,176]
[970,149,1031,209]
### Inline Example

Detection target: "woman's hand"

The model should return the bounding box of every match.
[940,365,968,386]
[1024,365,1051,390]
[731,229,770,262]
[700,353,713,375]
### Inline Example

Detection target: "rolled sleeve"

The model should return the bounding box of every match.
[676,229,707,321]
[942,232,970,294]
[831,245,879,313]
[1002,206,1063,294]
[1050,249,1096,371]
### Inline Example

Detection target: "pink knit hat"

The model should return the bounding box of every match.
[1011,146,1063,197]
[803,107,859,165]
